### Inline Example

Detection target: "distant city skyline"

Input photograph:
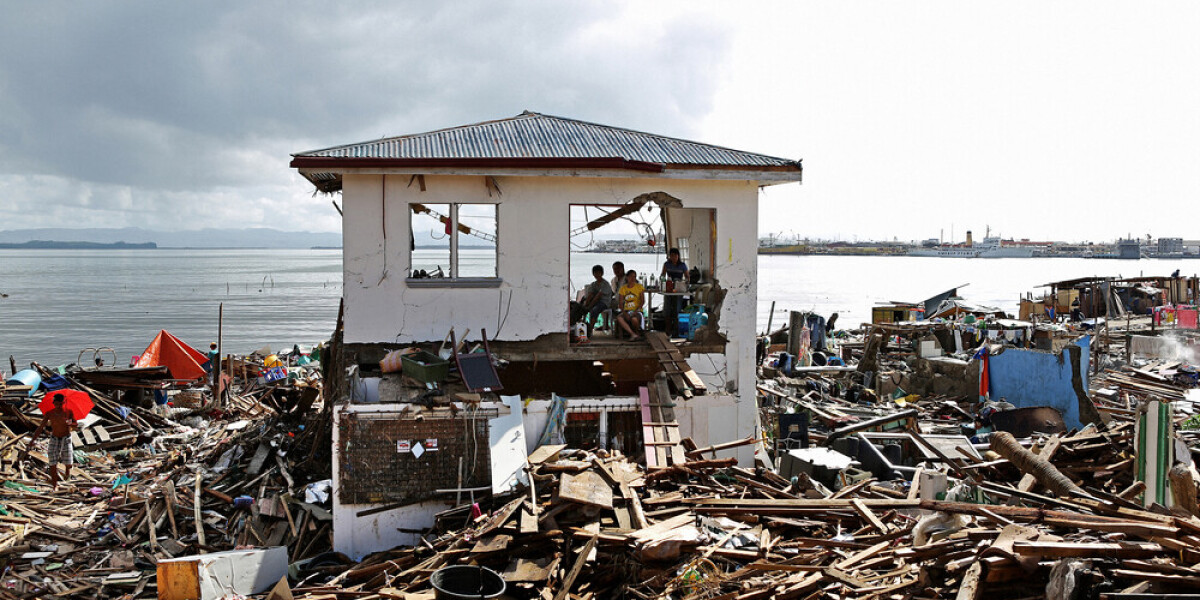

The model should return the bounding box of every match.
[757,231,1193,245]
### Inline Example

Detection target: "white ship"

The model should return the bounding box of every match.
[908,236,1042,258]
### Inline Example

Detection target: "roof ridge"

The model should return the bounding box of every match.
[517,111,796,163]
[294,111,797,164]
[292,112,543,157]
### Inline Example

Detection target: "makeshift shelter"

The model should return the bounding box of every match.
[134,330,209,381]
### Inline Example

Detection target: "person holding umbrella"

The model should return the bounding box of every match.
[24,391,91,489]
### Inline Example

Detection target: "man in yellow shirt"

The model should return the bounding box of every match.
[616,270,646,341]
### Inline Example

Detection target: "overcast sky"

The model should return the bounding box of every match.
[2,2,1197,243]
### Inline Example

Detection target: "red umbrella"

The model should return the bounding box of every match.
[39,389,94,421]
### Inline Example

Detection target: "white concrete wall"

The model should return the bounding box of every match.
[341,173,760,407]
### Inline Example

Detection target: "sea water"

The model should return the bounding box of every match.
[2,248,1195,367]
[0,248,342,367]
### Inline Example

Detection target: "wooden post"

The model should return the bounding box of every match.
[990,432,1083,498]
[786,311,803,357]
[1093,282,1102,376]
[217,303,224,408]
[764,300,776,336]
[858,332,883,375]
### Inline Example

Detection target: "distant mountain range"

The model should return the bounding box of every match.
[0,240,158,249]
[0,228,342,249]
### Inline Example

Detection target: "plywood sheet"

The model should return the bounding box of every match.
[558,470,613,509]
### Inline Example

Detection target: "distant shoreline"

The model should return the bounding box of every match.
[0,240,156,249]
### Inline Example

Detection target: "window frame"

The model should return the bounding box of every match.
[407,202,501,288]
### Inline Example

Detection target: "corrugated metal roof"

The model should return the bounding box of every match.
[293,111,799,168]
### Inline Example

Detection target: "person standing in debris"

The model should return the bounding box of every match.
[24,394,78,489]
[205,342,218,373]
[581,265,614,339]
[660,248,688,336]
[616,269,646,341]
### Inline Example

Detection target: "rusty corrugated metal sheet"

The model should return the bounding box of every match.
[294,111,797,167]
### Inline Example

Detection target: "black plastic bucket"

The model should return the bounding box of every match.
[430,565,506,600]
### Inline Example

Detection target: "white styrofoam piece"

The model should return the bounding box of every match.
[158,546,287,600]
[489,395,529,493]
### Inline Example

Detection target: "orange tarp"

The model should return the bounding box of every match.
[135,330,209,381]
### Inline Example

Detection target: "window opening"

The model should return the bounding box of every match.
[561,409,643,455]
[410,203,498,281]
[411,203,450,278]
[564,411,601,451]
[456,204,498,278]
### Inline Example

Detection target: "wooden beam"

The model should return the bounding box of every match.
[553,535,597,600]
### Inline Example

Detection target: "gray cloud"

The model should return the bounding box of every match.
[0,2,733,231]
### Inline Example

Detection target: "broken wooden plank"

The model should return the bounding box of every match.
[552,535,597,600]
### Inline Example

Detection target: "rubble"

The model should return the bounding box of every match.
[272,422,1200,599]
[0,346,334,599]
[5,278,1200,599]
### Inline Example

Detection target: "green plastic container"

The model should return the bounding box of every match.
[402,350,450,383]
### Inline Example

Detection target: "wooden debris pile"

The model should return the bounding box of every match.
[0,360,333,599]
[286,412,1200,600]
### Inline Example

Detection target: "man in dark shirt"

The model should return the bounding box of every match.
[582,265,614,339]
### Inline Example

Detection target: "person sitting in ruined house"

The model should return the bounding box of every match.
[616,269,646,341]
[581,264,613,338]
[611,261,627,297]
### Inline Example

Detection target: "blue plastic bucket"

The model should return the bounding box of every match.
[6,369,41,396]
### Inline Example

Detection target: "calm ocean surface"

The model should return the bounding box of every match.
[2,248,1196,368]
[0,249,342,368]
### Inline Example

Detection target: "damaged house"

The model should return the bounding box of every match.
[290,111,803,558]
